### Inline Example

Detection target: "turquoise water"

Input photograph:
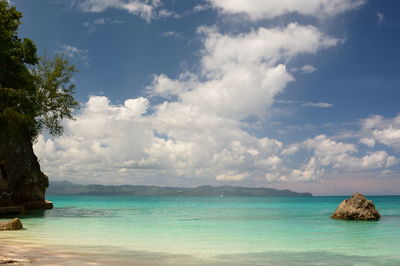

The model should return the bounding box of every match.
[2,196,400,265]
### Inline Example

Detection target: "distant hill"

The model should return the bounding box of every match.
[47,181,312,197]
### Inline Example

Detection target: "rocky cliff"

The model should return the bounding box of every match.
[0,129,51,210]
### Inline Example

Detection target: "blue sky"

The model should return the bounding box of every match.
[12,0,400,195]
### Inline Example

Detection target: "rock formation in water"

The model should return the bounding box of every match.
[331,193,380,220]
[0,218,23,230]
[0,130,51,211]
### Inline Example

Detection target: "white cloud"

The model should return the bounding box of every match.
[289,157,325,181]
[78,0,121,12]
[290,64,316,74]
[361,114,400,151]
[377,12,384,24]
[59,45,81,58]
[302,102,333,108]
[373,127,400,150]
[198,23,340,76]
[303,135,396,171]
[35,4,398,186]
[281,145,299,156]
[37,22,340,184]
[58,45,90,67]
[277,100,333,108]
[300,64,317,73]
[360,137,375,148]
[216,172,247,181]
[146,72,197,98]
[303,134,357,167]
[193,4,210,13]
[161,31,183,39]
[278,135,397,182]
[83,17,123,33]
[34,95,285,183]
[147,23,339,120]
[158,9,180,18]
[361,151,397,169]
[34,103,399,184]
[206,0,365,20]
[78,0,177,22]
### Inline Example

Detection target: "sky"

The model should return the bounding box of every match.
[11,0,400,195]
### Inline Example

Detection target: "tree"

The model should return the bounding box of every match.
[0,0,78,209]
[0,0,78,140]
[32,55,79,136]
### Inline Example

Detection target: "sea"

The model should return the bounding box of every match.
[1,195,400,265]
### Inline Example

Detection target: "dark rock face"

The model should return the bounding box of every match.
[331,193,380,220]
[24,200,53,210]
[0,130,50,210]
[0,206,25,214]
[0,218,23,230]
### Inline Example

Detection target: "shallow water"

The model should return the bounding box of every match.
[1,196,400,265]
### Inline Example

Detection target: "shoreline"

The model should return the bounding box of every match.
[2,235,400,265]
[0,239,216,265]
[0,241,35,265]
[0,240,127,265]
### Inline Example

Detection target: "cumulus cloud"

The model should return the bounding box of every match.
[359,137,376,148]
[361,115,400,151]
[34,95,285,183]
[303,135,396,169]
[148,23,339,119]
[35,21,344,184]
[283,135,397,181]
[198,23,339,75]
[281,145,299,156]
[206,0,365,20]
[34,103,398,184]
[35,2,397,186]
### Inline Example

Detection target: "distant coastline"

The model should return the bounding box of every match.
[48,181,312,197]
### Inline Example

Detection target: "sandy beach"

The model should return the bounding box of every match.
[0,241,104,265]
[0,241,145,266]
[0,239,219,265]
[1,242,34,265]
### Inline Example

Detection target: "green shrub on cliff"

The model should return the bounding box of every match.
[0,0,78,140]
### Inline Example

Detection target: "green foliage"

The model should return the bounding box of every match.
[32,55,79,136]
[0,0,78,140]
[0,1,37,91]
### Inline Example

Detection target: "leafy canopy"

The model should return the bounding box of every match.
[0,0,78,140]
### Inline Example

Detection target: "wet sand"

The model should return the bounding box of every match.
[0,240,154,265]
[0,240,219,265]
[0,241,122,265]
[3,239,400,266]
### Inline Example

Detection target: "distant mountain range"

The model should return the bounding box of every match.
[47,181,312,197]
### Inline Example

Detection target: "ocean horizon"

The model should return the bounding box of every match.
[2,195,400,265]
